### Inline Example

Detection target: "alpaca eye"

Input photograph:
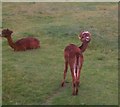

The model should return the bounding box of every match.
[81,36,84,39]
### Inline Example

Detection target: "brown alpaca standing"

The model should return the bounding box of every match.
[61,31,91,95]
[1,29,40,51]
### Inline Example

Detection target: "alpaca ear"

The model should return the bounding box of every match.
[79,32,83,38]
[11,30,13,33]
[78,34,81,40]
[0,32,2,37]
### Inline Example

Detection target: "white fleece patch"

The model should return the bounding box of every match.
[73,63,76,78]
[73,57,81,79]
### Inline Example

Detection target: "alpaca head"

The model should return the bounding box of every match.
[78,31,91,43]
[1,29,13,38]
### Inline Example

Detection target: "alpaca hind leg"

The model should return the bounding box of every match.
[75,81,79,95]
[77,57,83,86]
[69,67,76,95]
[61,61,68,87]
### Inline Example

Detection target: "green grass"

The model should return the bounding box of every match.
[2,2,118,105]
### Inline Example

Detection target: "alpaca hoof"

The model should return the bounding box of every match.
[76,89,78,95]
[72,92,76,96]
[61,82,64,87]
[72,93,76,96]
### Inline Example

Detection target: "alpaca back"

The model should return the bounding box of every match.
[15,37,40,51]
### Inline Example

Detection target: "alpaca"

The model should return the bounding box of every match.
[61,31,91,95]
[1,29,40,51]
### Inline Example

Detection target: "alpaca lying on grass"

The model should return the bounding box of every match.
[1,29,40,51]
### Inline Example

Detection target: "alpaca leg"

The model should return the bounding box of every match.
[77,57,83,86]
[75,74,79,95]
[69,67,76,95]
[72,73,76,95]
[61,61,68,87]
[75,82,78,95]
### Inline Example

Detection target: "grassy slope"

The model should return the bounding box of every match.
[2,2,118,105]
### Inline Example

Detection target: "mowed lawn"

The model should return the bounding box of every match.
[2,2,118,105]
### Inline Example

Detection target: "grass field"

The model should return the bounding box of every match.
[2,2,118,105]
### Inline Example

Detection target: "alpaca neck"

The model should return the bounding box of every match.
[6,36,15,49]
[79,42,89,52]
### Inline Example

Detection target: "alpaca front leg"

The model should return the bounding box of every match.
[61,61,68,87]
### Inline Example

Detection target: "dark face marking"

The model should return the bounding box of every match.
[2,29,13,37]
